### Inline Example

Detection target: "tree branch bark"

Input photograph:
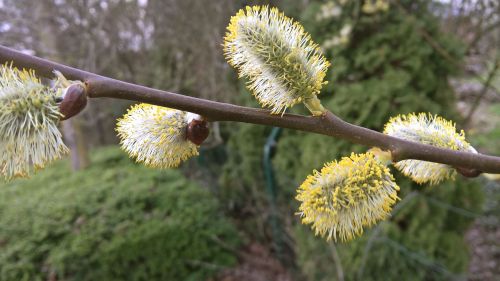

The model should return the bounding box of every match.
[1,45,500,174]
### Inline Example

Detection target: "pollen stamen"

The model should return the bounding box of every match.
[116,104,200,168]
[224,6,330,115]
[296,152,399,242]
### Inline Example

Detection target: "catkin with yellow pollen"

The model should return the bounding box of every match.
[116,104,200,168]
[296,152,400,242]
[0,64,68,179]
[224,6,330,115]
[384,113,476,185]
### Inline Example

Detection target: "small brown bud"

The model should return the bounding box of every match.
[455,167,481,178]
[59,84,87,120]
[186,119,209,145]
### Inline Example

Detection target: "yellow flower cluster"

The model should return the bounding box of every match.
[0,64,67,179]
[384,113,476,185]
[224,6,330,115]
[116,104,199,168]
[362,0,390,14]
[296,152,400,242]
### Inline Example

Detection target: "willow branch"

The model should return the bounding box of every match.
[1,45,500,174]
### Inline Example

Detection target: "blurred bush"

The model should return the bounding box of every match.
[470,104,500,155]
[216,0,485,280]
[0,147,239,281]
[279,1,484,280]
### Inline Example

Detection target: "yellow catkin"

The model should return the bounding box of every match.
[384,113,476,185]
[116,104,199,168]
[296,152,400,242]
[223,6,330,114]
[0,63,67,179]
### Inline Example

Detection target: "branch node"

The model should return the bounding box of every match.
[455,167,482,178]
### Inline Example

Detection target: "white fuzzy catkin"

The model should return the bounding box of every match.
[116,104,200,168]
[224,6,330,114]
[0,64,68,179]
[384,113,476,185]
[296,152,399,242]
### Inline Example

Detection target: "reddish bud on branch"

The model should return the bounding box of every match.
[59,83,87,120]
[186,119,209,145]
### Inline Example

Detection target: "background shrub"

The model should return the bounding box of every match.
[0,147,240,281]
[215,1,486,280]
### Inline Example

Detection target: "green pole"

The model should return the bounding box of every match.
[263,126,284,260]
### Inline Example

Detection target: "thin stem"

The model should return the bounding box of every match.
[463,57,499,127]
[329,243,344,281]
[1,45,500,173]
[394,1,500,93]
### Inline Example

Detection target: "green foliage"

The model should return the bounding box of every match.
[218,96,274,241]
[0,147,239,281]
[277,1,484,280]
[219,0,484,280]
[295,178,483,281]
[470,104,500,155]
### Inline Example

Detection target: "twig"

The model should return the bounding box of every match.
[465,20,500,55]
[463,57,500,127]
[1,45,500,173]
[329,243,344,281]
[394,0,500,94]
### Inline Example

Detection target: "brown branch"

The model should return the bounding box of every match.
[463,57,500,127]
[1,45,500,174]
[465,20,500,55]
[394,0,500,94]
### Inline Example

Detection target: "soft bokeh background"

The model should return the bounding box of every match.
[0,0,499,280]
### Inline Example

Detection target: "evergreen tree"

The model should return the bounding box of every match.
[220,1,484,280]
